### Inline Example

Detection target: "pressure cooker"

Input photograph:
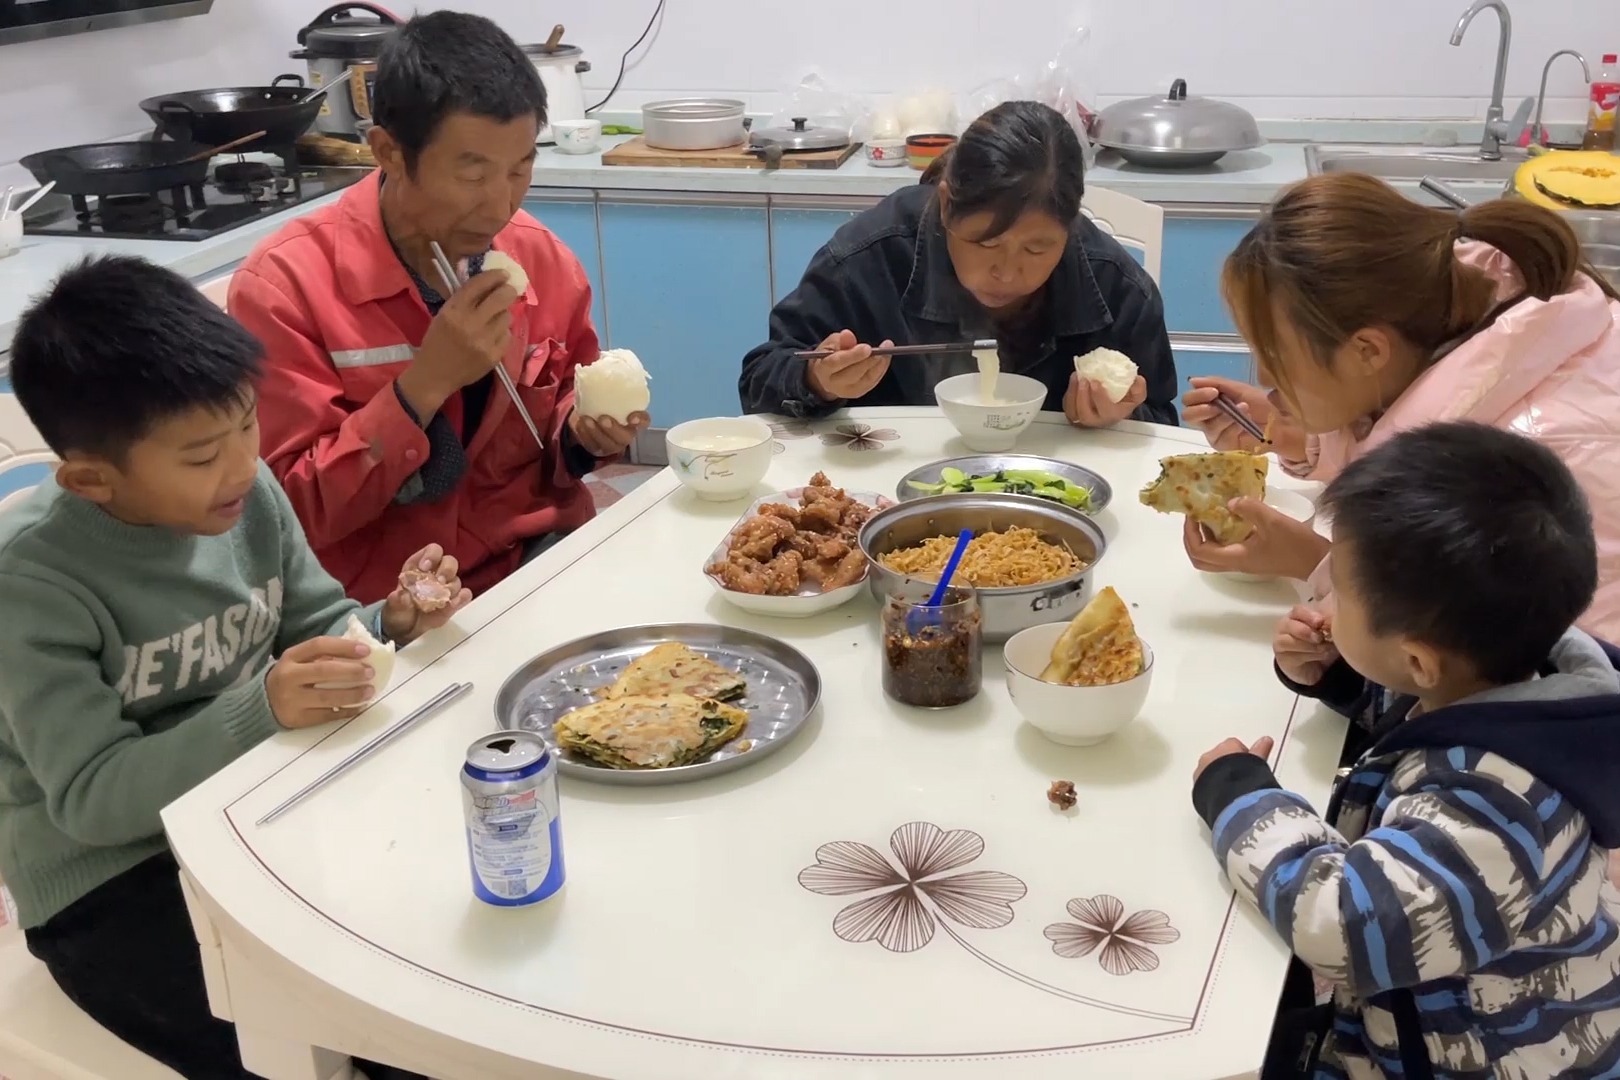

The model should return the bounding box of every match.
[290,2,401,140]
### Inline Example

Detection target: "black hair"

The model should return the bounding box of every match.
[1321,421,1597,684]
[8,255,261,460]
[372,11,547,171]
[921,100,1085,240]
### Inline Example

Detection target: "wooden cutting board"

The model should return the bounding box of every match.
[601,137,860,170]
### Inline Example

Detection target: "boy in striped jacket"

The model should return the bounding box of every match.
[1192,422,1620,1080]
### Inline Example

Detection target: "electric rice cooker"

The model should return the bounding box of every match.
[290,2,401,140]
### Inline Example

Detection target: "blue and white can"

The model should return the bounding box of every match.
[461,731,565,906]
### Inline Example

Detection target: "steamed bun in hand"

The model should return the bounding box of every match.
[314,614,397,696]
[481,250,529,294]
[575,349,652,424]
[1074,347,1139,404]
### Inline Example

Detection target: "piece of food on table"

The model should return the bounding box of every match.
[480,250,530,293]
[907,466,1094,510]
[602,642,748,702]
[1047,779,1078,810]
[575,348,652,423]
[315,613,397,693]
[555,693,749,769]
[1138,450,1269,544]
[1041,586,1144,687]
[398,567,454,611]
[878,526,1082,588]
[705,472,877,596]
[1073,347,1139,404]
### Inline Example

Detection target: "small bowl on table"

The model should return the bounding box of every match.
[906,133,956,170]
[666,417,774,502]
[1002,622,1154,746]
[866,138,909,167]
[934,372,1047,452]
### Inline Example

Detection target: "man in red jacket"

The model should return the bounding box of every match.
[231,11,646,603]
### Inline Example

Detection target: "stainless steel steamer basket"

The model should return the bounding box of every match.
[858,494,1108,643]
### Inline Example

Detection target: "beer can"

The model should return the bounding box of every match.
[460,731,565,906]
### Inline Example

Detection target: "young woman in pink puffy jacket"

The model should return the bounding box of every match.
[1181,172,1620,642]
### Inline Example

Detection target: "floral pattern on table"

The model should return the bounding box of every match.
[799,822,1193,1024]
[819,423,899,452]
[798,821,1026,953]
[768,419,813,456]
[1043,895,1181,975]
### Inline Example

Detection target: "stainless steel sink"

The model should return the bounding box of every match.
[1305,144,1525,185]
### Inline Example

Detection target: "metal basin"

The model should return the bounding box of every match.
[858,493,1106,644]
[1305,143,1526,184]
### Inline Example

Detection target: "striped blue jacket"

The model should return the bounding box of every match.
[1193,630,1620,1080]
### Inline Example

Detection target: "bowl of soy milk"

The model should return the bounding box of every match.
[934,352,1046,452]
[666,416,775,501]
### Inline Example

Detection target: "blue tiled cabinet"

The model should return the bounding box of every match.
[767,201,870,303]
[597,194,772,428]
[523,192,607,340]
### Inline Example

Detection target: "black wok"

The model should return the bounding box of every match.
[19,141,214,198]
[140,74,323,147]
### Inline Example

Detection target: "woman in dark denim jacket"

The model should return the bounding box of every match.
[739,100,1179,427]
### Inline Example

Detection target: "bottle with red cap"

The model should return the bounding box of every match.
[1584,53,1619,151]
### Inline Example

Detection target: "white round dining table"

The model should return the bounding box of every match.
[163,408,1348,1080]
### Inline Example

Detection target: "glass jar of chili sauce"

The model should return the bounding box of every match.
[881,582,983,708]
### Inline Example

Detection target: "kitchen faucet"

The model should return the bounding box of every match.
[1450,0,1530,160]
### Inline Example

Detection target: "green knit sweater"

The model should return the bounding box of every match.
[0,462,372,928]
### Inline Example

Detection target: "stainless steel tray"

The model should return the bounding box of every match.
[895,454,1114,513]
[494,623,821,786]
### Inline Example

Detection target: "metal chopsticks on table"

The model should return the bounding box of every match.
[1213,393,1270,446]
[255,681,473,826]
[426,240,546,451]
[794,338,998,360]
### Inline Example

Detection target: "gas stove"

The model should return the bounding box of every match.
[23,145,369,242]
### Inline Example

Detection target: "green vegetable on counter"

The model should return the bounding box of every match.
[601,125,643,136]
[908,467,1094,511]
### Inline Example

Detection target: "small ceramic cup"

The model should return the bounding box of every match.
[552,119,603,155]
[0,212,22,260]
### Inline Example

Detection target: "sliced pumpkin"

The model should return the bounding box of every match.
[1514,151,1620,210]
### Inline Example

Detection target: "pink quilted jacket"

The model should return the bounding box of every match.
[1289,241,1620,642]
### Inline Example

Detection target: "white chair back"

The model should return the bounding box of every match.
[1081,186,1165,284]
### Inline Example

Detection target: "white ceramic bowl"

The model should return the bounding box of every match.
[552,118,603,155]
[934,372,1046,452]
[666,417,774,501]
[1219,487,1319,583]
[1002,622,1154,746]
[704,489,889,617]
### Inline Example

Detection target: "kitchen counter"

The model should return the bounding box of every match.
[537,135,1308,205]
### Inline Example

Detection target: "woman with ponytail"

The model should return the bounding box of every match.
[1181,172,1620,639]
[738,100,1180,427]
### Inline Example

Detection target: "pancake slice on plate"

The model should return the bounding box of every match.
[555,693,750,769]
[602,642,748,702]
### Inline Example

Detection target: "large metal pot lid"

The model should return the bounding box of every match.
[750,117,849,152]
[1095,79,1261,154]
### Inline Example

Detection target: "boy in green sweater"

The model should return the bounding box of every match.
[0,256,466,1079]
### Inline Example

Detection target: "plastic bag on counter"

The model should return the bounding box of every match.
[961,19,1100,168]
[765,73,872,141]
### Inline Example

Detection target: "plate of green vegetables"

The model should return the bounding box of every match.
[896,455,1112,513]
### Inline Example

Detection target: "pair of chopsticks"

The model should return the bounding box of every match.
[1213,393,1271,447]
[795,338,997,360]
[427,241,546,451]
[256,681,474,826]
